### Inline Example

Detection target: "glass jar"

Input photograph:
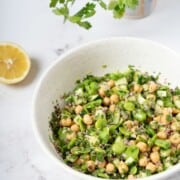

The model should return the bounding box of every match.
[125,0,157,19]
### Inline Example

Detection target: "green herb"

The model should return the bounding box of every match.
[49,0,139,29]
[166,114,172,122]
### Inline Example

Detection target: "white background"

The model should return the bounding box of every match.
[0,0,180,179]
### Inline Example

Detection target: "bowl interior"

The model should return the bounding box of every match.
[33,38,180,179]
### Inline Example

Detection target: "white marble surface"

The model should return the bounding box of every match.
[0,0,180,180]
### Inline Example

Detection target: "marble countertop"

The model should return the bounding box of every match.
[0,0,180,179]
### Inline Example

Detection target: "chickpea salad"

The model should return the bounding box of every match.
[50,66,180,179]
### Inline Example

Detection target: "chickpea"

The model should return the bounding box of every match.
[177,144,180,150]
[83,154,90,161]
[163,107,172,114]
[173,96,179,101]
[109,104,116,112]
[139,156,148,167]
[98,161,106,168]
[110,94,119,104]
[152,146,160,152]
[172,108,180,114]
[157,164,163,172]
[133,84,143,93]
[105,163,115,174]
[171,121,180,131]
[148,81,158,93]
[169,133,180,145]
[60,118,72,127]
[129,140,136,145]
[103,97,110,106]
[76,158,84,165]
[107,80,115,88]
[157,131,167,139]
[118,161,129,174]
[150,152,160,164]
[86,160,96,172]
[98,87,106,97]
[70,124,80,132]
[147,94,156,101]
[75,105,83,114]
[66,132,76,140]
[160,115,170,125]
[136,142,148,152]
[154,116,161,122]
[83,114,93,125]
[146,162,156,173]
[128,175,135,180]
[124,120,134,129]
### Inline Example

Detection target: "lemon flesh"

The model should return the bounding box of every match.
[0,43,31,84]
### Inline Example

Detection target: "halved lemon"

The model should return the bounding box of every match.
[0,42,31,84]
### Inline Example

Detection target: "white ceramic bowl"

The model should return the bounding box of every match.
[32,37,180,180]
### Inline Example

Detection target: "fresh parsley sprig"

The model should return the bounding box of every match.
[49,0,138,29]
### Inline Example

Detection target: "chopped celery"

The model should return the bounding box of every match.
[157,90,167,98]
[99,127,109,143]
[124,145,139,161]
[112,109,121,124]
[174,99,180,108]
[84,99,102,111]
[74,115,85,131]
[160,149,171,158]
[95,115,107,129]
[115,77,128,85]
[112,137,126,155]
[124,101,135,111]
[130,166,137,175]
[119,127,131,137]
[133,110,147,122]
[66,154,78,163]
[155,139,171,149]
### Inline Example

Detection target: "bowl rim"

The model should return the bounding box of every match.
[32,37,180,180]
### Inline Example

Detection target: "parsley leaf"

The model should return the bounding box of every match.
[49,0,139,29]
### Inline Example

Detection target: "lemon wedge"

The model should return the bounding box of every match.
[0,42,31,84]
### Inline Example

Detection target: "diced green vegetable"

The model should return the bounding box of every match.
[155,139,171,149]
[74,115,85,131]
[95,115,107,129]
[112,109,121,124]
[130,166,137,175]
[124,101,135,111]
[99,127,110,143]
[145,125,155,136]
[160,149,171,158]
[133,110,147,122]
[67,137,76,149]
[124,145,139,161]
[157,90,167,98]
[66,154,78,163]
[112,137,126,155]
[84,99,102,111]
[174,99,180,108]
[148,135,157,147]
[119,127,131,137]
